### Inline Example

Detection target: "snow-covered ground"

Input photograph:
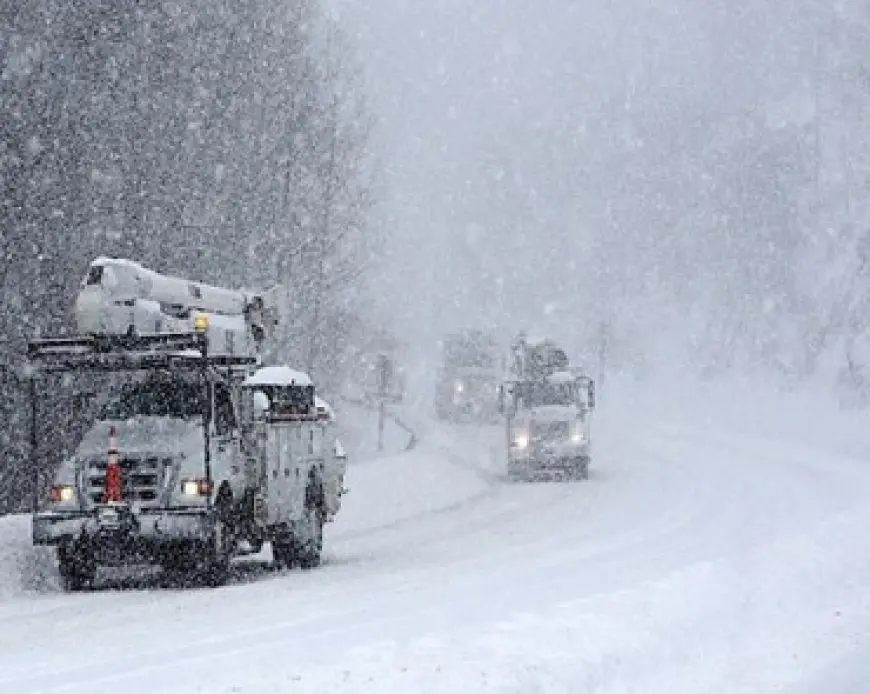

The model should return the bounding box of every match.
[1,377,869,693]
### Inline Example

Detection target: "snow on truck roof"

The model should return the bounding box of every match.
[92,256,140,268]
[244,366,313,387]
[547,370,579,384]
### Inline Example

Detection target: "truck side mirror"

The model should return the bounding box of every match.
[497,385,504,414]
[502,384,519,416]
[335,438,347,460]
[253,391,270,418]
[588,380,596,410]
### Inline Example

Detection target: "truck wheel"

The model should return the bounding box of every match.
[57,544,96,592]
[161,544,195,587]
[506,461,527,482]
[575,457,590,481]
[271,533,295,570]
[197,522,230,587]
[193,492,233,587]
[297,482,324,570]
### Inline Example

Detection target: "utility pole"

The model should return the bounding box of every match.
[376,352,392,452]
[596,320,610,395]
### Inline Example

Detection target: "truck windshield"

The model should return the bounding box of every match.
[85,264,104,286]
[101,378,206,420]
[444,344,496,369]
[518,382,576,408]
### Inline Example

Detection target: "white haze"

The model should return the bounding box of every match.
[333,0,870,395]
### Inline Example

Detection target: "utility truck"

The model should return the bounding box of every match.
[434,329,502,424]
[29,258,347,590]
[500,334,596,481]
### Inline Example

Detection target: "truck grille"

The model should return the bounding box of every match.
[533,421,569,441]
[84,456,171,504]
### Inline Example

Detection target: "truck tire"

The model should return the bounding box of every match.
[271,532,295,570]
[161,543,195,587]
[197,524,230,587]
[192,491,233,587]
[506,460,528,482]
[574,457,590,481]
[297,480,324,570]
[57,543,97,592]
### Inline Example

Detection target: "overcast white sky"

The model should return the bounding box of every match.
[330,0,819,360]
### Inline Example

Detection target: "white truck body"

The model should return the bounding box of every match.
[242,366,346,523]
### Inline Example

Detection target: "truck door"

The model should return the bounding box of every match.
[265,423,306,524]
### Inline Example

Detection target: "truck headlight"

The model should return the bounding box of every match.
[570,427,585,444]
[454,381,464,394]
[513,434,529,449]
[180,478,213,497]
[49,485,76,503]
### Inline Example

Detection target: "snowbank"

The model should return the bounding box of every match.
[602,371,870,461]
[328,443,491,543]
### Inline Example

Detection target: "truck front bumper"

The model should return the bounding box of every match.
[33,507,214,547]
[509,444,590,470]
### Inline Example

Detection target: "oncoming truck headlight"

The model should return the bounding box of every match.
[512,433,529,449]
[570,423,585,444]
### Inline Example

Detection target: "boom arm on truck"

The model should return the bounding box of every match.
[74,257,279,353]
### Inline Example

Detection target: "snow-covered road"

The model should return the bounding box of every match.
[2,380,869,693]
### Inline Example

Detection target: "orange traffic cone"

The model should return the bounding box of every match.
[103,425,123,503]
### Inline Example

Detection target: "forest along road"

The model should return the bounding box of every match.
[1,384,869,694]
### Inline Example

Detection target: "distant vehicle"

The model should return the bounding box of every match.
[500,333,595,481]
[434,329,502,423]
